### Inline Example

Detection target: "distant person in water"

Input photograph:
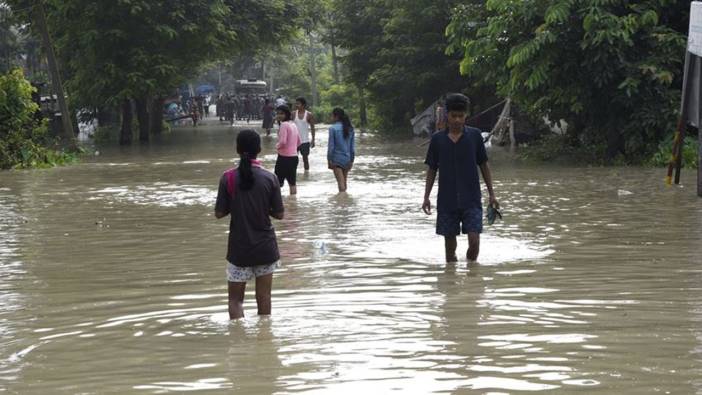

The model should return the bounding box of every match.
[262,98,275,136]
[294,97,316,171]
[422,93,498,264]
[274,105,301,195]
[214,129,284,319]
[327,107,355,192]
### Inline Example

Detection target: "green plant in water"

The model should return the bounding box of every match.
[649,135,699,169]
[0,68,80,169]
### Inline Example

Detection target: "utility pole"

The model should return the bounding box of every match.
[33,0,75,149]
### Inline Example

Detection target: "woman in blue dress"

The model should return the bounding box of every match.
[327,108,356,192]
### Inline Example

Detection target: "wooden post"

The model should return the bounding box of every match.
[489,98,511,146]
[509,118,516,154]
[33,0,75,149]
[674,123,687,185]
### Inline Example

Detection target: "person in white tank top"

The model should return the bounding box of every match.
[294,97,316,171]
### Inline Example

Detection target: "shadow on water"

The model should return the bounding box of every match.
[0,119,701,393]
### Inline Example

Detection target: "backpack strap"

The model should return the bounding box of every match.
[224,168,237,198]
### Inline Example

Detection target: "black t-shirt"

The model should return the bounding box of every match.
[425,127,488,212]
[215,167,284,267]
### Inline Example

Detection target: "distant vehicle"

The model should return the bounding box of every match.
[234,79,267,95]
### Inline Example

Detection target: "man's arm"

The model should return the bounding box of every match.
[214,176,231,219]
[270,181,285,220]
[479,162,498,207]
[422,167,437,214]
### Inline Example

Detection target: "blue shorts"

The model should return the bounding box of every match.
[436,208,483,236]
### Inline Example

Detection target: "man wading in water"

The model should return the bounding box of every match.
[294,97,316,172]
[422,93,498,264]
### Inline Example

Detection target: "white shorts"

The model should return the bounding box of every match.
[226,261,280,283]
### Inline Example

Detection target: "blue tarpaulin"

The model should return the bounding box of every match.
[196,84,215,95]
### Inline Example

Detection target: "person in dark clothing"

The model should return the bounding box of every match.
[422,93,499,264]
[225,96,235,125]
[214,129,285,319]
[262,98,275,136]
[216,95,224,121]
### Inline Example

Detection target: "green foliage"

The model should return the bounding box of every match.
[313,83,361,123]
[447,0,689,161]
[649,135,699,169]
[6,0,299,134]
[333,0,473,133]
[0,5,22,73]
[0,68,77,169]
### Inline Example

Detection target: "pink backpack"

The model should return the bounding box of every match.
[224,168,237,197]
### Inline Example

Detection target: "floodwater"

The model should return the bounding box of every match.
[1,119,701,394]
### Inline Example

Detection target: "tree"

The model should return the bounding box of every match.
[333,0,472,133]
[0,4,22,73]
[0,68,69,168]
[7,0,299,144]
[447,0,689,161]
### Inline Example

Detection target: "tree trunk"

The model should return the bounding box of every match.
[509,119,516,154]
[33,1,76,149]
[218,62,223,91]
[330,31,340,84]
[150,96,165,135]
[135,96,150,142]
[119,99,133,145]
[605,128,624,162]
[358,86,368,127]
[96,106,116,127]
[308,32,319,106]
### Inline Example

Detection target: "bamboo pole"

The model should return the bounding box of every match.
[667,51,694,186]
[666,118,686,186]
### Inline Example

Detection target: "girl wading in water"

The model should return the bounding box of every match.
[274,105,301,195]
[215,130,284,319]
[327,108,356,192]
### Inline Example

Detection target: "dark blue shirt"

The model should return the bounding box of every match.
[425,127,488,212]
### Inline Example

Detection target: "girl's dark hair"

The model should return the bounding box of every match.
[276,105,292,121]
[236,129,261,191]
[332,107,353,139]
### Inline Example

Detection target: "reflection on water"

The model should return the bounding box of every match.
[0,121,701,393]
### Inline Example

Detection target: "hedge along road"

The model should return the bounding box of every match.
[0,119,701,394]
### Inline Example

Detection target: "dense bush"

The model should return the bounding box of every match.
[649,135,699,169]
[0,68,76,169]
[447,0,689,162]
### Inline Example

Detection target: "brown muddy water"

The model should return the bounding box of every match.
[1,120,701,394]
